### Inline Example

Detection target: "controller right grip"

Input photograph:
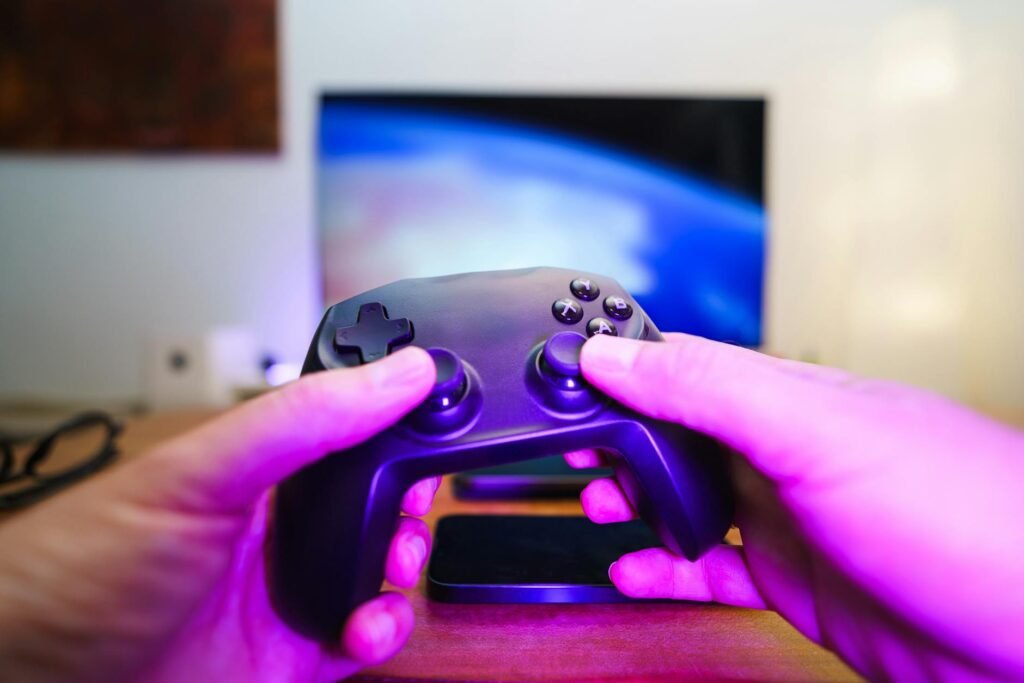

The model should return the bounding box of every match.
[609,419,733,559]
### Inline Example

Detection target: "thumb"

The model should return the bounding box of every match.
[140,347,436,511]
[580,333,863,485]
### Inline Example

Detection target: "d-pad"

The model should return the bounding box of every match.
[334,303,414,364]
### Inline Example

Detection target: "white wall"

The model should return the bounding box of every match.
[1,0,1022,411]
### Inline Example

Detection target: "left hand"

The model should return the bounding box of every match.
[0,347,440,683]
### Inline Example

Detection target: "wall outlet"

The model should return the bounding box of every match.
[144,327,262,410]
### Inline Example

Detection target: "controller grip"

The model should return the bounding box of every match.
[269,446,403,643]
[609,419,733,559]
[268,419,732,643]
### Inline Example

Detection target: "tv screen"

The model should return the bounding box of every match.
[318,93,766,345]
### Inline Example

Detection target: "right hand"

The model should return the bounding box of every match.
[567,333,1024,682]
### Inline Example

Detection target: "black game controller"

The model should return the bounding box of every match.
[269,267,733,642]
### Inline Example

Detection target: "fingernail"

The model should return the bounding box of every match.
[406,534,428,571]
[365,609,398,653]
[582,336,643,375]
[377,347,433,390]
[609,561,619,581]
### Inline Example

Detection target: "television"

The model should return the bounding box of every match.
[317,93,766,345]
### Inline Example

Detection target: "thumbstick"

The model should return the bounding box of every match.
[541,332,588,389]
[406,348,481,436]
[426,347,468,411]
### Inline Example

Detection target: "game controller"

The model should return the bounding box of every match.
[269,267,733,642]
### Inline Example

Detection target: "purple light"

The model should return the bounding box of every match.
[265,362,301,387]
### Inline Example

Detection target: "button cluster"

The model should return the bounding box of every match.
[603,296,633,321]
[552,298,584,324]
[587,317,618,337]
[570,278,600,301]
[552,277,631,336]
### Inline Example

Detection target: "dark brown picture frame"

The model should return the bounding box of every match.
[0,0,279,152]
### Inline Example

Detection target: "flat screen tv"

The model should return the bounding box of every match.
[317,93,766,345]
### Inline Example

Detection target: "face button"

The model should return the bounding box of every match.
[570,278,600,301]
[334,302,414,364]
[586,317,618,337]
[426,348,467,411]
[602,295,633,321]
[541,331,588,389]
[552,298,584,324]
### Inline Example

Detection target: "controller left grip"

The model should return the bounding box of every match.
[269,450,403,643]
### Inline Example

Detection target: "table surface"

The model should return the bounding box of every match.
[5,408,861,682]
[360,482,859,683]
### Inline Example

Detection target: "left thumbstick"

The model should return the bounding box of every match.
[425,348,468,411]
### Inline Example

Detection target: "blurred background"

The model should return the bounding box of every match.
[1,0,1022,421]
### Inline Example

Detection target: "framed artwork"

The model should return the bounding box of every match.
[0,0,279,152]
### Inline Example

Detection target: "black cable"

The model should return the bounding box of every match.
[0,411,122,510]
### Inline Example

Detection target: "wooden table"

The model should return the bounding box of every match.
[361,478,858,683]
[7,409,861,682]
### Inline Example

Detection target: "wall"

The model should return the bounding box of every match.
[1,0,1022,411]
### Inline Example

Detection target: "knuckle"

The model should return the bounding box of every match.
[278,367,374,420]
[635,339,723,421]
[700,555,721,603]
[663,338,721,391]
[275,373,332,413]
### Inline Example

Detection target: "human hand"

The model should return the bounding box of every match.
[0,347,440,683]
[567,333,1024,682]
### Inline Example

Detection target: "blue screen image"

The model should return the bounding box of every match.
[319,101,765,345]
